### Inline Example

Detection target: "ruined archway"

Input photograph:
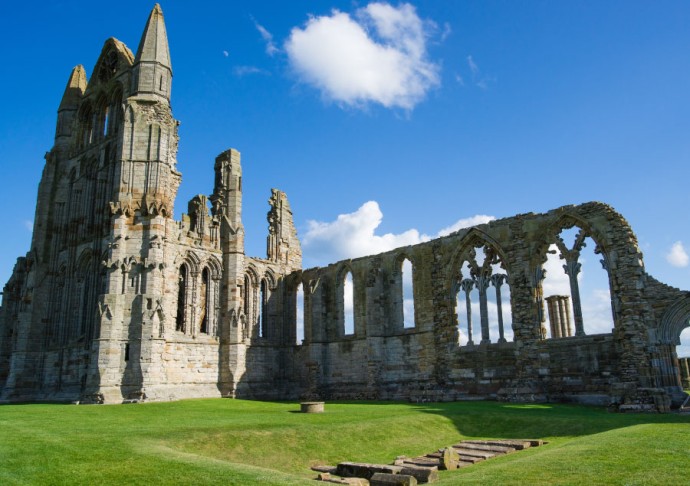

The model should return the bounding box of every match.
[657,296,690,403]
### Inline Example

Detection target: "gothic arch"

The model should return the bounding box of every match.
[532,213,609,268]
[449,229,512,345]
[448,228,511,292]
[659,296,690,345]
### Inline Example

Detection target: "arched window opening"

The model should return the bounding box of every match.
[455,243,511,346]
[541,225,613,338]
[402,259,415,329]
[679,327,690,391]
[259,279,267,338]
[176,265,187,332]
[343,271,354,335]
[107,89,122,136]
[244,275,251,318]
[78,103,93,149]
[95,96,108,141]
[296,282,305,344]
[200,268,209,334]
[102,106,109,137]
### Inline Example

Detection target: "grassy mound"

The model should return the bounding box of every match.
[0,399,688,485]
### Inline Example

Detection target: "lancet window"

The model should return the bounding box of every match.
[400,258,415,329]
[295,282,305,344]
[341,270,355,336]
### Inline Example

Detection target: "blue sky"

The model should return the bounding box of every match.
[0,2,688,346]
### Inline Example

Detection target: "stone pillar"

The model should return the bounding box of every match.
[680,358,690,390]
[491,274,507,343]
[460,279,474,346]
[563,259,585,336]
[476,275,491,344]
[546,295,572,338]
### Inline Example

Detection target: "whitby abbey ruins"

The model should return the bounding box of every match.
[1,5,689,412]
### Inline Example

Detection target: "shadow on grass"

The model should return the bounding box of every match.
[334,399,690,440]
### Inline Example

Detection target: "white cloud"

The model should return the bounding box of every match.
[23,220,33,232]
[666,241,689,268]
[285,2,440,110]
[437,215,495,237]
[302,201,424,266]
[253,18,278,56]
[301,200,495,268]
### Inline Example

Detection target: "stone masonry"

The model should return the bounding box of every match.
[0,5,688,410]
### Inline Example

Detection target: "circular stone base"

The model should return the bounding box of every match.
[300,401,325,413]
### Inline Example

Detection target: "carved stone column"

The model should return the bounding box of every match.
[460,279,475,346]
[476,274,491,344]
[491,273,507,343]
[563,258,585,336]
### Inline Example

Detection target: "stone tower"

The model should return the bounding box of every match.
[0,4,181,403]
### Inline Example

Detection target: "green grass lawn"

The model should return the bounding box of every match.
[0,399,688,485]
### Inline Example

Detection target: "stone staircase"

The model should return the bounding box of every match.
[313,439,547,485]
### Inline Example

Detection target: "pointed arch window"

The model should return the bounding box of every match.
[540,224,614,339]
[401,258,415,329]
[342,271,355,336]
[176,265,187,332]
[259,279,268,338]
[296,282,305,344]
[200,268,210,334]
[454,243,512,346]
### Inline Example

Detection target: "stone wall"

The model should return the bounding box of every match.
[1,5,689,411]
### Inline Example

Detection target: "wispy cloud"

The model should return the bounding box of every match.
[23,220,33,232]
[466,55,494,90]
[233,65,269,77]
[285,2,441,111]
[666,241,689,268]
[467,55,479,77]
[252,17,279,56]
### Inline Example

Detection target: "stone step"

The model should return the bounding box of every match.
[459,439,533,450]
[456,455,485,464]
[450,448,497,460]
[336,462,403,480]
[452,442,516,454]
[401,458,440,468]
[312,465,339,474]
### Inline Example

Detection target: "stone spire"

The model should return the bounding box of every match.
[132,4,172,100]
[55,65,86,141]
[58,65,86,111]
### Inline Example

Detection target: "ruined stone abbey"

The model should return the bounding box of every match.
[1,5,688,411]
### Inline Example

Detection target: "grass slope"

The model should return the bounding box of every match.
[0,399,688,485]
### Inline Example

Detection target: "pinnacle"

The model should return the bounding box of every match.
[58,65,87,111]
[134,3,171,71]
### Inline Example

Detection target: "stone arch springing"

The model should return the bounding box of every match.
[450,230,512,345]
[657,296,690,396]
[536,215,614,339]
